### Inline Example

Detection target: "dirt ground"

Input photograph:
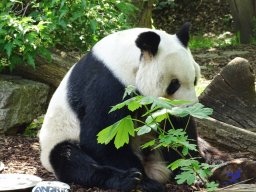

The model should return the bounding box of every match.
[0,136,193,192]
[192,44,256,80]
[1,44,255,191]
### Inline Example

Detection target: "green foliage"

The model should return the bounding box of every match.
[0,0,136,70]
[97,115,134,149]
[23,115,44,137]
[97,86,218,191]
[206,181,220,192]
[170,160,216,186]
[190,32,239,49]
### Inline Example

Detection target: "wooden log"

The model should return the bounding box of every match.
[196,118,256,155]
[217,185,256,192]
[199,57,256,130]
[5,50,80,89]
[197,117,256,155]
[196,184,256,192]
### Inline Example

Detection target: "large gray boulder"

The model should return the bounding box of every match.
[0,75,50,134]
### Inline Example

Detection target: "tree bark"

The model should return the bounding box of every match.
[229,0,256,44]
[132,0,155,28]
[5,50,80,89]
[199,57,256,129]
[197,57,256,153]
[197,117,256,155]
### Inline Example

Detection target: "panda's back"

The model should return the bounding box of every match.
[39,65,81,171]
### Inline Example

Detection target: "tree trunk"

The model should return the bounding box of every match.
[229,0,256,44]
[132,0,155,28]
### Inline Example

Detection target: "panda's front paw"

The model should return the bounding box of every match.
[118,168,142,192]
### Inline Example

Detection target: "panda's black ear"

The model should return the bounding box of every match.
[135,31,160,56]
[176,22,191,47]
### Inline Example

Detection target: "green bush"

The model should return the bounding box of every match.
[0,0,136,70]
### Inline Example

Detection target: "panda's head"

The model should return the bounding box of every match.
[135,23,200,103]
[93,23,200,103]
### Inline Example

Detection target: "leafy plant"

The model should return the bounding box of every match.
[23,115,44,137]
[0,0,136,70]
[97,85,219,191]
[190,32,239,49]
[0,2,52,70]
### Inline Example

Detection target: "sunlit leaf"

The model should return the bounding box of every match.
[97,115,134,149]
[175,170,196,185]
[114,115,134,149]
[136,125,151,136]
[206,182,219,192]
[141,140,155,149]
[27,55,35,67]
[4,43,13,58]
[123,85,137,99]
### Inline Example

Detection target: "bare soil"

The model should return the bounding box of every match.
[153,0,233,35]
[192,45,256,80]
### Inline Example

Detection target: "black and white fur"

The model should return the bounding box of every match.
[39,23,201,191]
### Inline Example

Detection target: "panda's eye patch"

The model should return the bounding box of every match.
[166,79,180,95]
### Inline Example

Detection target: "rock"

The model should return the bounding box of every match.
[0,75,50,134]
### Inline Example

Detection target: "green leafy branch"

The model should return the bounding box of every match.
[97,85,218,191]
[0,0,137,70]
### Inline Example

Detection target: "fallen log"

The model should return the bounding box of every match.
[199,57,256,130]
[6,50,81,88]
[197,117,256,155]
[197,57,256,153]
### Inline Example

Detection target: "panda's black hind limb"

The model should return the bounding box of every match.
[49,140,165,192]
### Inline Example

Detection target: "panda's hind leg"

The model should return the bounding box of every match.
[49,140,142,191]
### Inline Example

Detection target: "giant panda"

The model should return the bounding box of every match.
[39,23,201,191]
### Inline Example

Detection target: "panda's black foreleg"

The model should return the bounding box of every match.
[49,140,143,191]
[50,140,165,191]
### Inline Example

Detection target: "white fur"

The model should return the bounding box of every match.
[93,28,200,103]
[39,65,80,172]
